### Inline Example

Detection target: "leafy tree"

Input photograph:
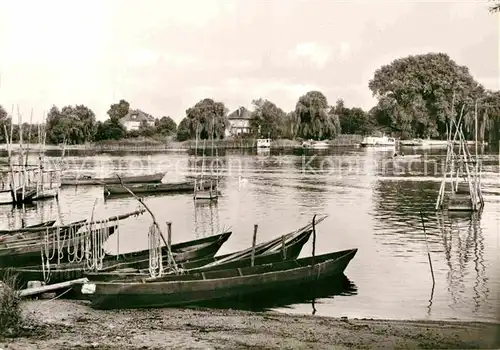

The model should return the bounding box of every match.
[107,99,130,122]
[249,98,286,139]
[95,119,127,141]
[0,105,9,143]
[185,98,229,139]
[292,91,340,140]
[155,116,177,135]
[137,120,156,137]
[368,53,484,139]
[176,118,190,141]
[45,105,96,144]
[334,99,372,135]
[489,0,500,12]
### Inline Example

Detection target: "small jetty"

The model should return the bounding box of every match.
[435,102,484,212]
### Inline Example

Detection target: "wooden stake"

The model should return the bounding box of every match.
[251,224,258,267]
[167,222,172,249]
[116,175,178,272]
[281,235,286,260]
[420,212,435,287]
[312,214,317,265]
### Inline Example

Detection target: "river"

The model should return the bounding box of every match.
[1,145,499,322]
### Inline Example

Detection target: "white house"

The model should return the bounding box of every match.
[120,109,155,131]
[225,106,251,137]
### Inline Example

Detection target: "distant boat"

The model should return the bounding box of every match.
[392,154,422,160]
[61,173,165,186]
[360,136,396,147]
[256,138,271,148]
[302,140,330,149]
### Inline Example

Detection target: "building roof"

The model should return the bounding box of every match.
[227,106,251,120]
[120,109,155,123]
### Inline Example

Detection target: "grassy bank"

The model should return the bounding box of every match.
[2,299,498,349]
[0,135,364,153]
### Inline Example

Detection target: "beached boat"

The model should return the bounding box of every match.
[80,248,357,309]
[86,229,313,282]
[257,138,271,148]
[360,136,396,147]
[104,181,213,197]
[61,173,165,186]
[4,231,232,287]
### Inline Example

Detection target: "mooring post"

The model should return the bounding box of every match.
[419,212,435,287]
[251,224,258,267]
[312,214,317,266]
[281,235,286,260]
[167,222,172,249]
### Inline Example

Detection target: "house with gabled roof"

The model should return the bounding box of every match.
[119,109,156,131]
[225,106,251,137]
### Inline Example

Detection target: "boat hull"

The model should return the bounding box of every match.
[2,232,232,287]
[61,173,165,186]
[84,248,357,309]
[105,181,212,197]
[86,230,312,282]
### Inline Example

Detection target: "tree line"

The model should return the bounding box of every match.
[1,51,500,144]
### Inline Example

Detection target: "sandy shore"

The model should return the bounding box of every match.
[0,300,497,349]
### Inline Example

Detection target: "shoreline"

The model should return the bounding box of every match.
[2,299,499,349]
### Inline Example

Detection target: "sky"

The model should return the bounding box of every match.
[0,0,498,123]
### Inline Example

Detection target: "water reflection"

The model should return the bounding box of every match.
[194,200,220,238]
[436,212,488,313]
[189,274,357,313]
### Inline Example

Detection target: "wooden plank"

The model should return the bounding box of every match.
[18,277,89,297]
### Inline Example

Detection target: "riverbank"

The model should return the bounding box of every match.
[0,135,364,153]
[2,299,498,349]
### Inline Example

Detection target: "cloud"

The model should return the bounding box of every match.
[0,0,497,123]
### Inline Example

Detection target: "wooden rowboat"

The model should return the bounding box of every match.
[104,181,213,197]
[61,173,165,186]
[2,232,232,287]
[86,229,312,282]
[80,248,358,309]
[0,220,56,237]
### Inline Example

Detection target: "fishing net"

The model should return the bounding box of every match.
[148,223,164,278]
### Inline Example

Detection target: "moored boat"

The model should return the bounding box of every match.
[1,231,233,287]
[86,229,313,282]
[104,181,213,197]
[360,136,396,147]
[256,138,271,148]
[80,248,358,309]
[61,172,165,186]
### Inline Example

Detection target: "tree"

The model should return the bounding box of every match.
[95,119,127,141]
[185,98,229,139]
[176,118,190,141]
[334,99,372,135]
[368,53,484,139]
[293,91,341,140]
[489,0,500,12]
[249,99,286,139]
[107,99,130,122]
[45,105,97,144]
[155,116,177,135]
[0,105,9,143]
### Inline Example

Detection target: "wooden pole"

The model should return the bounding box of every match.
[167,222,172,249]
[281,235,286,260]
[312,214,317,265]
[419,212,435,287]
[251,224,258,267]
[116,175,178,272]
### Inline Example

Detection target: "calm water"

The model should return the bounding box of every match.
[1,146,499,322]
